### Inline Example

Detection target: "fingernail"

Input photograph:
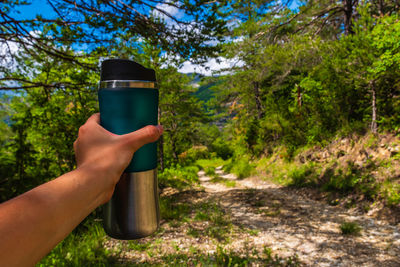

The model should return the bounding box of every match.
[156,125,164,135]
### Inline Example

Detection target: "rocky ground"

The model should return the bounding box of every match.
[104,165,400,266]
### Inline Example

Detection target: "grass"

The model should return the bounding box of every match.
[287,162,318,188]
[340,221,362,236]
[256,153,386,204]
[256,201,282,217]
[222,154,255,179]
[245,228,260,236]
[196,158,226,170]
[382,181,400,206]
[157,246,300,267]
[160,197,191,222]
[158,165,200,190]
[127,240,152,252]
[205,166,216,176]
[160,193,234,242]
[210,175,237,187]
[191,201,233,242]
[37,220,120,267]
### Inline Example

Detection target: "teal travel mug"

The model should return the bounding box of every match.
[99,59,160,239]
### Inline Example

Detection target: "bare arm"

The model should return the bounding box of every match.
[0,113,163,267]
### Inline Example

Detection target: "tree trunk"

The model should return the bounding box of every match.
[371,81,378,134]
[171,138,178,161]
[343,0,357,35]
[378,0,384,15]
[253,81,264,119]
[158,107,164,171]
[158,135,164,171]
[296,83,302,108]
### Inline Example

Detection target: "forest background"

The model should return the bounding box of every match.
[1,0,400,265]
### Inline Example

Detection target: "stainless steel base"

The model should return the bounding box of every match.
[103,169,160,239]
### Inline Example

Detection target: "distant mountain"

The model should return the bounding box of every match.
[184,72,219,103]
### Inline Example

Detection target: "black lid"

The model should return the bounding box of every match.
[100,59,156,82]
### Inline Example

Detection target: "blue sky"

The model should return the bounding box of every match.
[11,0,57,20]
[13,0,300,21]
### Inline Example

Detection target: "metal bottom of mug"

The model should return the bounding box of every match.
[103,169,160,240]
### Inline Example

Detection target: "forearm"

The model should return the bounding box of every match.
[0,166,113,267]
[0,114,162,266]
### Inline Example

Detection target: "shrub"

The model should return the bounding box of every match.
[382,182,400,206]
[340,221,362,235]
[158,165,200,190]
[322,165,378,199]
[205,166,215,176]
[196,158,226,170]
[223,155,254,179]
[38,221,119,266]
[178,146,210,166]
[210,137,233,160]
[287,163,317,188]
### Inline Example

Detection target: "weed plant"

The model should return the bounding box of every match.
[223,156,254,179]
[340,221,362,236]
[210,176,237,187]
[158,165,199,190]
[158,245,300,266]
[196,158,226,170]
[38,220,119,266]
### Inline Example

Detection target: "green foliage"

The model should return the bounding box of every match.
[160,197,192,222]
[194,123,233,160]
[178,146,210,166]
[340,222,362,236]
[190,202,233,242]
[127,240,152,252]
[38,221,118,266]
[257,151,383,202]
[210,176,237,188]
[157,66,209,167]
[223,155,254,179]
[196,158,226,170]
[210,136,234,160]
[158,165,200,190]
[287,163,318,188]
[158,245,300,267]
[0,58,98,202]
[216,8,400,159]
[382,182,400,206]
[322,165,379,199]
[205,166,216,176]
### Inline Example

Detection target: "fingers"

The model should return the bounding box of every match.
[122,125,163,151]
[86,113,100,124]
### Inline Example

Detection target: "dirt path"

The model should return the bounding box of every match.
[106,168,400,266]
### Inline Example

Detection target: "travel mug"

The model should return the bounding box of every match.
[99,59,160,239]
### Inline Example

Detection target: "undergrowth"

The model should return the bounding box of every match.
[340,221,362,236]
[255,147,397,207]
[38,220,119,267]
[158,165,200,190]
[223,155,255,179]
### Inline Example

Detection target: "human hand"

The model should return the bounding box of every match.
[73,113,163,202]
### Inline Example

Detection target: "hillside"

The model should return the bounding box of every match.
[253,132,400,223]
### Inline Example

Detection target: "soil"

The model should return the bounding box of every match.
[105,167,400,266]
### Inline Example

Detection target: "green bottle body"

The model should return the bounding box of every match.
[99,85,160,240]
[98,87,159,172]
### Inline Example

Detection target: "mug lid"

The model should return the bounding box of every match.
[100,59,156,82]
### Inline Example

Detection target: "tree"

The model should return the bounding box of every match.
[1,0,227,90]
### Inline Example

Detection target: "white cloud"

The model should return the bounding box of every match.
[0,41,19,74]
[152,2,184,23]
[179,57,244,76]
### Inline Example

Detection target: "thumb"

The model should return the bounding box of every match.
[121,125,163,152]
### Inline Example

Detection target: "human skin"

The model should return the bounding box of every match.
[0,113,163,267]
